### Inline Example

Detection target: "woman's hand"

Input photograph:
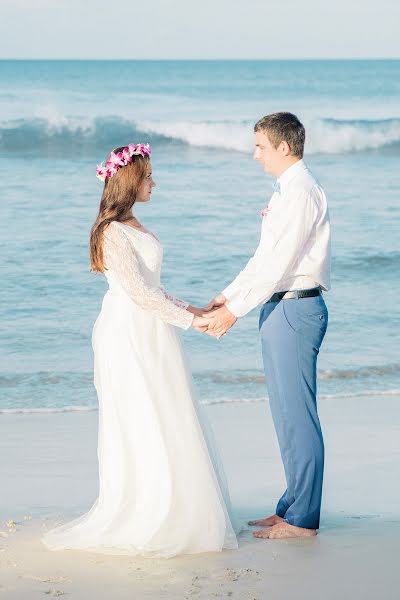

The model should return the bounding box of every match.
[187,305,206,317]
[192,315,211,333]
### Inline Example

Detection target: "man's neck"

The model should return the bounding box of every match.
[276,157,301,179]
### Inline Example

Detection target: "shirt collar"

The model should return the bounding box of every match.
[277,159,307,193]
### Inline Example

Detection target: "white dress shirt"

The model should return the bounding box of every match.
[222,159,331,318]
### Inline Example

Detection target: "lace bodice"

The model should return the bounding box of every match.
[103,221,193,330]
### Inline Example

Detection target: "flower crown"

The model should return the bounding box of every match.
[96,143,152,181]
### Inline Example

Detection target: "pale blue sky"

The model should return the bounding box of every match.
[0,0,399,59]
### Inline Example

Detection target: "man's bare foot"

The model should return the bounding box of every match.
[253,521,317,539]
[248,514,284,527]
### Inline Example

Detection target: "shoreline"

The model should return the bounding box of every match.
[1,385,399,415]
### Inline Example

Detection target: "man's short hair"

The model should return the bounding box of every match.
[254,112,305,158]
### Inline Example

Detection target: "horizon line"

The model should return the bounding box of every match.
[0,57,399,61]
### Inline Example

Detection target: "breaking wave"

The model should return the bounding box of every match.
[1,116,400,156]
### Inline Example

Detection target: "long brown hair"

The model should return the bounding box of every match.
[90,147,150,272]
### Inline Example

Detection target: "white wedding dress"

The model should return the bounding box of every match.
[42,220,238,558]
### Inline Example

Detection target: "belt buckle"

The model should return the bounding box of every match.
[282,291,296,300]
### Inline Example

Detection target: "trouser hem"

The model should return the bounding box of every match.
[283,516,320,530]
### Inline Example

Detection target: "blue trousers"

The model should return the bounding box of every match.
[259,292,328,529]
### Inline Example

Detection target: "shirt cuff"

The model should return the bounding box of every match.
[225,297,252,318]
[221,285,235,301]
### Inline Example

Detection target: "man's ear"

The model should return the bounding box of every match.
[280,140,291,156]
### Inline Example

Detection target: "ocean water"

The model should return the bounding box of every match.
[1,60,399,412]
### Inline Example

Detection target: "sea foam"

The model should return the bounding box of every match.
[0,389,399,414]
[2,116,400,155]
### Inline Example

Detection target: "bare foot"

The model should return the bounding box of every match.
[248,514,284,527]
[253,521,317,539]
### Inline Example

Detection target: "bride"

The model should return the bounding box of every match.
[42,143,238,558]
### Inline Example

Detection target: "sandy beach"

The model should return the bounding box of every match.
[1,396,399,599]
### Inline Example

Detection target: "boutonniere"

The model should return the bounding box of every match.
[260,205,272,218]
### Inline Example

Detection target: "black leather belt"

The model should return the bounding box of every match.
[267,287,322,303]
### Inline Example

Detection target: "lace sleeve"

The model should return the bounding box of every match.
[103,222,194,330]
[160,286,189,309]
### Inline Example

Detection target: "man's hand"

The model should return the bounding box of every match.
[203,293,226,312]
[206,305,237,338]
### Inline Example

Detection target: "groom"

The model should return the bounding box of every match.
[203,112,331,539]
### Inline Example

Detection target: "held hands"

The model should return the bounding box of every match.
[186,305,207,317]
[204,304,237,338]
[192,315,212,333]
[203,293,227,312]
[189,295,237,339]
[188,305,214,334]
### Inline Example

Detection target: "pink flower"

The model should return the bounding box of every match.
[122,147,132,164]
[260,206,271,217]
[96,165,106,181]
[106,165,118,178]
[141,143,151,156]
[107,151,124,166]
[128,143,137,156]
[128,143,152,157]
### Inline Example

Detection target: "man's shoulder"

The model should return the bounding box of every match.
[288,167,323,197]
